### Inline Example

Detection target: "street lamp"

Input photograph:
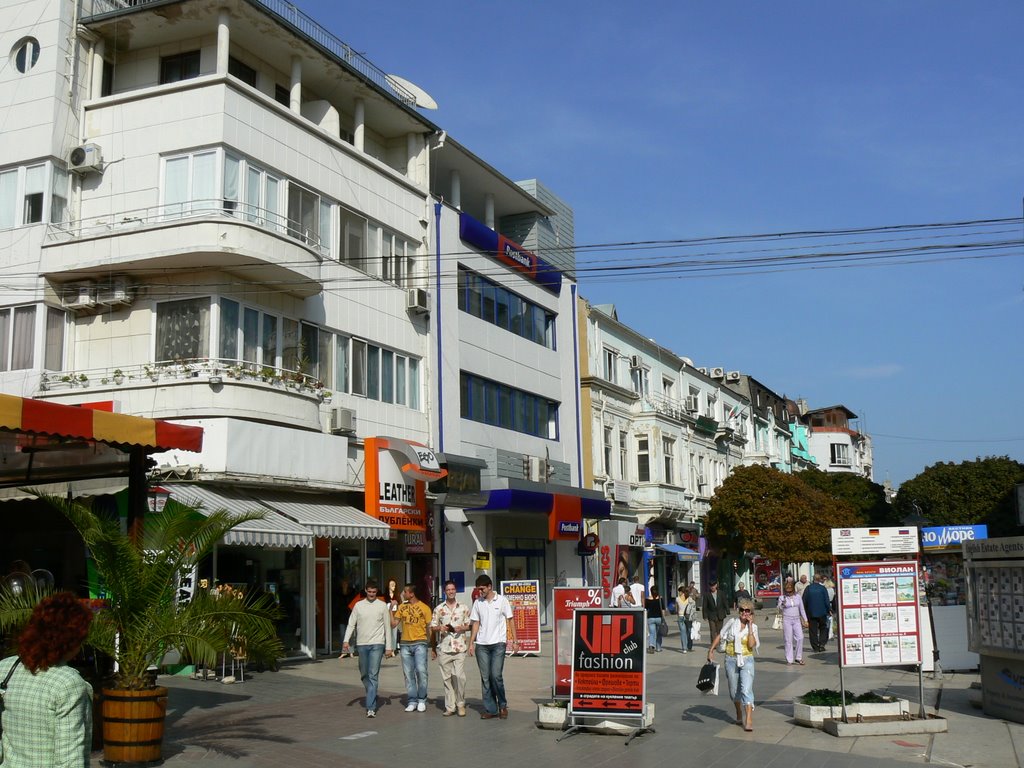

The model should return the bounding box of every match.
[902,506,942,679]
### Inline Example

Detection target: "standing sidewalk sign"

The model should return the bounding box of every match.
[552,587,603,698]
[837,561,921,666]
[569,608,646,717]
[831,526,925,720]
[500,579,541,655]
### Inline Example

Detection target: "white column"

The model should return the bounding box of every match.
[216,9,230,76]
[450,169,461,210]
[290,56,302,114]
[353,98,365,151]
[407,132,418,180]
[89,39,105,100]
[485,193,495,229]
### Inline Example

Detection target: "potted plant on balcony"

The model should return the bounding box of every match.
[0,496,283,764]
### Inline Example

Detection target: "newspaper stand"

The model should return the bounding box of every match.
[557,607,653,745]
[832,526,925,721]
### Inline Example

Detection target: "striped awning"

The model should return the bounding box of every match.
[0,394,203,452]
[167,484,313,549]
[254,489,390,540]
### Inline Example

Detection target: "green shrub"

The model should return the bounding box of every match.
[800,688,888,706]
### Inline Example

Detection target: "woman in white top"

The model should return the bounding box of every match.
[706,597,760,731]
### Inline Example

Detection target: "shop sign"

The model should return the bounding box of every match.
[599,545,613,601]
[552,587,603,697]
[628,528,646,547]
[577,533,599,556]
[549,494,583,541]
[474,550,492,570]
[570,608,646,717]
[500,579,541,654]
[832,526,920,556]
[836,560,921,667]
[430,458,487,508]
[921,524,988,551]
[405,530,426,553]
[676,527,700,550]
[365,437,447,531]
[752,557,782,599]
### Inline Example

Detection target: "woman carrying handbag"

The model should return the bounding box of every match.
[707,597,760,731]
[779,579,809,665]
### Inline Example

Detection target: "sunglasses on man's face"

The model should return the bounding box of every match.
[739,609,752,614]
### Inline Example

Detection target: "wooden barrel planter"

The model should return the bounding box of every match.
[102,687,169,764]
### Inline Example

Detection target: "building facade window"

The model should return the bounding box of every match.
[0,305,38,371]
[663,437,675,484]
[619,431,627,478]
[631,366,649,397]
[44,307,66,371]
[227,56,257,87]
[456,266,555,349]
[156,298,211,362]
[636,435,650,482]
[603,348,617,384]
[12,38,41,73]
[603,425,613,476]
[459,372,558,439]
[160,51,201,84]
[831,443,851,467]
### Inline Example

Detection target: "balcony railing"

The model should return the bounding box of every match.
[80,0,417,108]
[46,200,325,254]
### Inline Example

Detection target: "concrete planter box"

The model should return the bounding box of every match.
[536,704,568,729]
[793,697,909,728]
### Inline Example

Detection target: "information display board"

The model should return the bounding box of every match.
[500,579,541,654]
[552,587,603,698]
[837,560,921,667]
[832,527,919,557]
[963,537,1024,660]
[569,608,646,717]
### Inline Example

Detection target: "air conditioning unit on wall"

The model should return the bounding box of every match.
[406,288,429,314]
[63,283,96,310]
[726,371,741,382]
[68,144,103,174]
[329,407,356,434]
[710,367,725,379]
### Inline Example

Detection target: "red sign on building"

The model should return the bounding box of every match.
[552,587,603,698]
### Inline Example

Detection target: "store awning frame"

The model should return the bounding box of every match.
[166,484,313,549]
[655,543,701,562]
[253,489,391,540]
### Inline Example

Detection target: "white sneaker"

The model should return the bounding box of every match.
[366,710,375,718]
[405,703,417,712]
[417,701,426,712]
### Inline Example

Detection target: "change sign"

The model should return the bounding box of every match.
[569,609,646,718]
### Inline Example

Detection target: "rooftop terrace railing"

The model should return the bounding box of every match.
[79,0,418,107]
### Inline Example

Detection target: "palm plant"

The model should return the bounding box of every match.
[0,495,283,690]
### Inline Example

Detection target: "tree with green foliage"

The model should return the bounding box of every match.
[798,467,897,526]
[894,456,1024,536]
[704,464,866,563]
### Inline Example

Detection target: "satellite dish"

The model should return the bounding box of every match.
[385,74,438,110]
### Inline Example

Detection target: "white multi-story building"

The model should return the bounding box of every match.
[801,404,874,480]
[0,0,598,651]
[577,300,747,598]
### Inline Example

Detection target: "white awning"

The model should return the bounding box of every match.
[255,489,391,540]
[167,484,313,548]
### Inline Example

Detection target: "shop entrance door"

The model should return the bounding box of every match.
[495,537,547,625]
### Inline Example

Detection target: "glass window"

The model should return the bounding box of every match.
[619,431,627,478]
[395,356,407,405]
[23,164,44,224]
[457,268,469,312]
[244,166,262,222]
[351,339,367,396]
[603,426,613,475]
[300,322,318,376]
[261,313,277,369]
[50,167,68,224]
[455,267,555,348]
[265,176,280,230]
[335,335,349,393]
[408,358,419,410]
[0,309,8,371]
[242,307,259,366]
[459,372,556,438]
[160,51,201,84]
[480,282,495,324]
[317,327,332,386]
[155,298,210,362]
[287,184,319,245]
[13,38,40,73]
[163,157,189,216]
[339,208,366,270]
[319,199,333,256]
[223,154,240,214]
[219,298,239,359]
[366,345,379,400]
[495,287,510,329]
[281,318,299,371]
[0,170,16,230]
[228,56,257,87]
[380,349,394,403]
[44,307,65,371]
[663,437,675,484]
[637,436,650,483]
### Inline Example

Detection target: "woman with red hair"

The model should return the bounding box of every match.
[0,592,94,767]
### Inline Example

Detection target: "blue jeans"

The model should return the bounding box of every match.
[357,643,385,711]
[678,618,693,651]
[474,642,507,715]
[647,617,663,650]
[401,642,429,704]
[724,655,755,707]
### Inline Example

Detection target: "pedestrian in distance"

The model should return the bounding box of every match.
[469,574,518,720]
[611,576,629,607]
[794,574,809,595]
[677,585,696,652]
[707,597,760,732]
[701,579,729,645]
[430,579,471,717]
[734,581,752,606]
[778,579,809,664]
[645,586,665,652]
[0,592,94,768]
[629,575,645,607]
[342,579,394,717]
[392,583,433,712]
[802,573,832,653]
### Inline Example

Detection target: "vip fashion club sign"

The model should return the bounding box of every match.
[552,587,603,698]
[570,608,645,717]
[364,437,446,530]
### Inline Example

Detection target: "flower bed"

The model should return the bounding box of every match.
[794,689,909,727]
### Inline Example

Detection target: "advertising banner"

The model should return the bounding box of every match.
[569,608,646,717]
[752,557,782,599]
[500,579,542,654]
[552,587,603,697]
[832,526,919,556]
[836,560,921,667]
[364,437,445,531]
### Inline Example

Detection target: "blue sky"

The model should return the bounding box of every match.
[306,1,1023,487]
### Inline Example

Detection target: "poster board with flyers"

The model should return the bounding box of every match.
[962,536,1024,660]
[569,608,646,718]
[836,560,921,667]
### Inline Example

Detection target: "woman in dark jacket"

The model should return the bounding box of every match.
[645,587,665,652]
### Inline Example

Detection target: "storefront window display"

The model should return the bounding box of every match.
[922,553,967,606]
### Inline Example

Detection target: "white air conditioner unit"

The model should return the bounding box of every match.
[527,456,548,482]
[406,288,429,314]
[329,407,356,434]
[97,276,133,306]
[683,395,699,413]
[68,144,103,174]
[726,371,741,382]
[697,474,707,487]
[629,354,642,369]
[63,283,96,310]
[710,367,725,379]
[697,367,708,375]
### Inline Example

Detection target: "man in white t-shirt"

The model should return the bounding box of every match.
[629,576,645,608]
[469,574,517,720]
[611,577,629,607]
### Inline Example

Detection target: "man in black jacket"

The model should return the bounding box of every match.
[802,574,832,652]
[701,580,729,644]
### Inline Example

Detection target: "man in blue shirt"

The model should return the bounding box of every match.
[802,574,832,652]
